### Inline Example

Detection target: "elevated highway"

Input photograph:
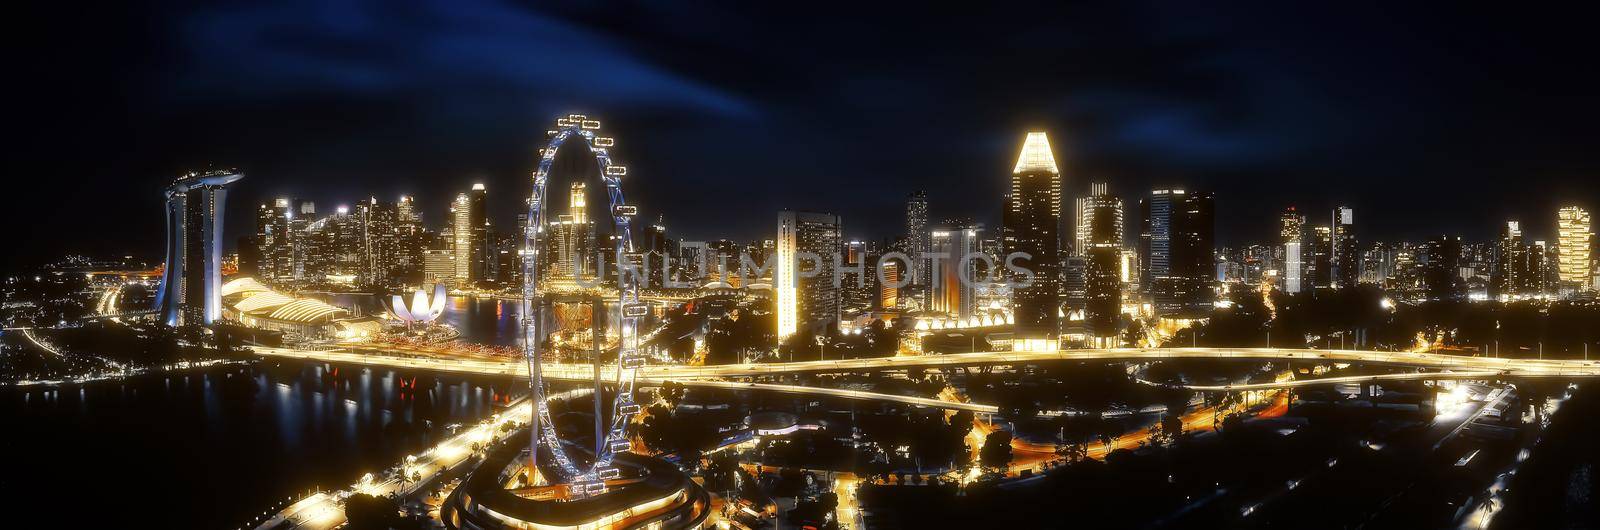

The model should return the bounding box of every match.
[250,345,1600,411]
[650,348,1600,379]
[250,346,999,413]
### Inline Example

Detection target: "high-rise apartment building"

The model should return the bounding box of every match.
[776,211,842,339]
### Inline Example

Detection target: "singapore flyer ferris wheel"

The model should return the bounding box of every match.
[520,114,647,496]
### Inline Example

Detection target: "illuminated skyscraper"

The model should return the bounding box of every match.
[356,196,402,286]
[395,195,424,284]
[543,182,597,283]
[776,210,842,339]
[905,191,929,306]
[452,192,473,284]
[1140,189,1214,317]
[929,223,981,321]
[156,169,244,326]
[1080,183,1123,340]
[1280,208,1306,293]
[569,181,588,224]
[289,200,314,280]
[468,183,489,284]
[643,216,673,288]
[1309,225,1333,288]
[1491,220,1524,300]
[1074,182,1122,258]
[1331,206,1357,288]
[879,259,900,310]
[257,198,294,281]
[423,248,455,284]
[678,241,709,282]
[1361,242,1396,286]
[1006,132,1062,350]
[1557,206,1592,291]
[841,240,878,314]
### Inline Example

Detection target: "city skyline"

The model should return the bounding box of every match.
[11,5,1600,529]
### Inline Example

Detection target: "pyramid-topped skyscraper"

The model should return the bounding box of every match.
[1005,132,1062,351]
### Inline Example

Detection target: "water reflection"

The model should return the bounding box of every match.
[3,361,518,529]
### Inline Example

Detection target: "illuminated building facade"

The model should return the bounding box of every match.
[1331,206,1357,288]
[544,183,597,283]
[1140,188,1214,317]
[1309,225,1333,289]
[1006,132,1062,349]
[469,183,489,284]
[256,198,294,282]
[451,191,473,285]
[1557,206,1592,291]
[1491,220,1526,300]
[355,197,402,286]
[879,259,900,310]
[776,210,842,339]
[1361,242,1396,286]
[423,249,455,284]
[394,195,425,284]
[1281,207,1306,293]
[678,240,708,283]
[156,169,244,326]
[1081,183,1123,340]
[929,223,981,320]
[643,216,674,287]
[841,240,879,314]
[905,191,929,306]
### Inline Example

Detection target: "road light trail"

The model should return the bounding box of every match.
[251,346,997,413]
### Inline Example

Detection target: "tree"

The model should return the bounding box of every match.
[639,405,722,463]
[1123,319,1146,347]
[343,494,410,530]
[659,381,688,408]
[979,431,1013,470]
[1159,413,1184,444]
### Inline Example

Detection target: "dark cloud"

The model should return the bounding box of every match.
[7,1,1600,268]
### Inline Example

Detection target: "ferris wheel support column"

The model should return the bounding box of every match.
[526,301,542,485]
[592,296,605,457]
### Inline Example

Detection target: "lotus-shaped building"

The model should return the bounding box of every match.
[391,283,447,324]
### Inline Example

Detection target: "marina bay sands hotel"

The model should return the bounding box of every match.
[155,169,244,326]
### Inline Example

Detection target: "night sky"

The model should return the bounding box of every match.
[10,1,1600,268]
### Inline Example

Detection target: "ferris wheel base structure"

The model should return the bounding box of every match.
[441,433,710,530]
